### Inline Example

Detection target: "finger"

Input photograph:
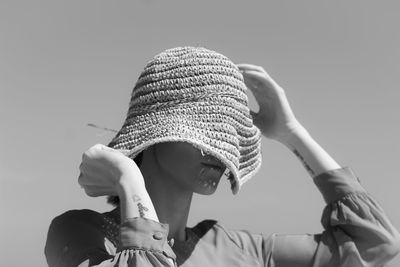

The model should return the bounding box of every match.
[78,171,114,186]
[239,66,276,88]
[88,144,115,156]
[79,176,108,187]
[84,184,115,192]
[241,72,266,93]
[242,69,273,81]
[241,70,276,89]
[236,63,266,73]
[98,144,117,154]
[78,172,85,187]
[82,151,89,162]
[78,160,96,175]
[84,186,115,197]
[81,182,115,192]
[100,144,115,151]
[87,143,105,154]
[78,173,108,188]
[117,149,132,156]
[79,162,84,173]
[97,145,130,156]
[78,172,97,187]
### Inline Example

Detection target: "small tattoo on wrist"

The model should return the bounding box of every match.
[132,194,141,202]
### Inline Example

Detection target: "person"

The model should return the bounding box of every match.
[44,46,400,267]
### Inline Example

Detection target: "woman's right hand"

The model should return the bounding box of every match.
[78,144,144,197]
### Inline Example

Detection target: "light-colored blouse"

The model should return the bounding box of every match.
[44,166,400,266]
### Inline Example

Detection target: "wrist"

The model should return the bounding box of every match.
[276,124,341,178]
[276,124,310,146]
[117,179,159,223]
[116,176,146,198]
[116,167,146,192]
[117,184,147,201]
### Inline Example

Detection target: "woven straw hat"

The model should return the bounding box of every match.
[108,46,262,194]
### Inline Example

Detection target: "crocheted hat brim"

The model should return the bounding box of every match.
[108,117,262,194]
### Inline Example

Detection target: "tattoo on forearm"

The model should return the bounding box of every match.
[293,149,316,176]
[137,203,149,217]
[132,195,148,217]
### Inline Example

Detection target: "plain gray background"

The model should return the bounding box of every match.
[1,1,399,266]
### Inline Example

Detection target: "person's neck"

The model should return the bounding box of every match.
[140,153,193,242]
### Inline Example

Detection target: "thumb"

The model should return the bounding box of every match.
[99,145,131,157]
[117,149,132,157]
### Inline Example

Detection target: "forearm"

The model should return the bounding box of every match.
[277,125,341,178]
[117,177,159,223]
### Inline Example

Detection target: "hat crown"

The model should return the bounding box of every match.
[129,46,249,111]
[108,46,262,194]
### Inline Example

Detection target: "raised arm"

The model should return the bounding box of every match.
[277,125,340,178]
[236,63,400,266]
[45,144,176,267]
[276,128,400,266]
[78,144,159,224]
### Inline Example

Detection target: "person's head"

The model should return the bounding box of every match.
[107,141,230,206]
[107,46,262,206]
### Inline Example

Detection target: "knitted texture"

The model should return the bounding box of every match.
[107,46,262,194]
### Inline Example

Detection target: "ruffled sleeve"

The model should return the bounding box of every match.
[44,210,176,267]
[225,166,400,267]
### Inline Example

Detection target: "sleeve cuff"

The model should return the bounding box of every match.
[313,166,366,204]
[118,217,175,259]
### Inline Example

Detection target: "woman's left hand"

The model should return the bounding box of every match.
[237,63,305,142]
[78,144,145,197]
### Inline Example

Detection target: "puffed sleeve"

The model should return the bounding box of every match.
[44,209,176,267]
[225,166,400,267]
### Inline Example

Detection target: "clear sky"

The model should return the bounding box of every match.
[1,1,399,266]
